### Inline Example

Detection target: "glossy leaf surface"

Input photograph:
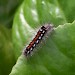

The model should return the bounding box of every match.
[12,0,67,59]
[11,21,75,75]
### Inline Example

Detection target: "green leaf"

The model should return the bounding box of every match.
[58,0,75,23]
[0,0,23,28]
[12,0,67,59]
[10,21,75,75]
[0,25,15,75]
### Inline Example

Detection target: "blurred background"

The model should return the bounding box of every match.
[0,0,23,75]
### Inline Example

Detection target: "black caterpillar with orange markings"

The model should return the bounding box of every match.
[23,24,53,57]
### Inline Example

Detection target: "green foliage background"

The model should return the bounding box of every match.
[0,0,75,75]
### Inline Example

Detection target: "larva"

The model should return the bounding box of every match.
[23,24,54,57]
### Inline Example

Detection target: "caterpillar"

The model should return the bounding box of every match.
[23,24,54,57]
